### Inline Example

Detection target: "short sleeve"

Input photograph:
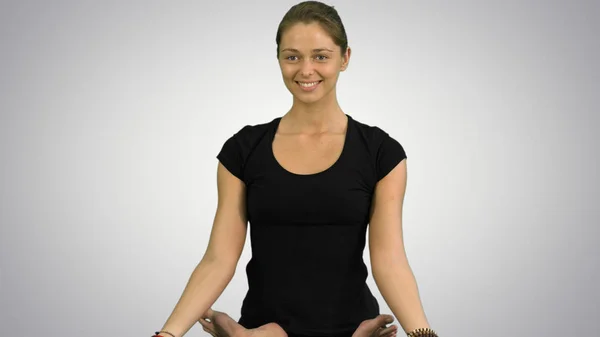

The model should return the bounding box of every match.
[216,134,244,181]
[376,133,407,181]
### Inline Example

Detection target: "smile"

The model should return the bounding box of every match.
[296,81,322,91]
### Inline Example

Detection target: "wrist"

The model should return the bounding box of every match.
[406,327,438,337]
[153,330,177,337]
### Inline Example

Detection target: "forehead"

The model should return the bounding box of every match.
[280,22,338,51]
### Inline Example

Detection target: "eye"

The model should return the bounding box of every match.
[315,55,329,61]
[285,55,298,61]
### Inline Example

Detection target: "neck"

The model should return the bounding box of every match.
[286,90,346,133]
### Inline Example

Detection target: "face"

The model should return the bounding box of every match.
[278,22,350,105]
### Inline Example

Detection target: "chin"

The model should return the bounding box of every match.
[294,94,324,105]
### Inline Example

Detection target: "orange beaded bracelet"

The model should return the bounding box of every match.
[406,327,438,337]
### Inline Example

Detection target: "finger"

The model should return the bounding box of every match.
[202,326,217,337]
[382,314,395,325]
[379,324,398,336]
[201,308,215,320]
[198,318,216,333]
[380,329,396,337]
[374,314,394,329]
[199,318,213,327]
[201,326,215,337]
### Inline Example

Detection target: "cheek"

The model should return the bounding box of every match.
[278,63,290,76]
[281,68,296,81]
[279,63,339,81]
[319,62,341,76]
[321,68,340,81]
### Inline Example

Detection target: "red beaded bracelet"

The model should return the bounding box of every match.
[153,331,175,337]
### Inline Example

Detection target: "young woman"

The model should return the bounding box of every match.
[153,2,437,337]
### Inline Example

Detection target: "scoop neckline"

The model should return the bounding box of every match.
[270,114,352,177]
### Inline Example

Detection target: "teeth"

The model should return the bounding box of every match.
[299,81,319,87]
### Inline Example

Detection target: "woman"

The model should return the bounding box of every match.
[153,2,437,337]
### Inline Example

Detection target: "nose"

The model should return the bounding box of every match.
[299,59,315,77]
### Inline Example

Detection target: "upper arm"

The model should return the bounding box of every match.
[203,161,248,269]
[369,158,408,268]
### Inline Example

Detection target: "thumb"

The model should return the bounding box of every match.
[376,314,394,327]
[202,308,215,320]
[198,316,216,337]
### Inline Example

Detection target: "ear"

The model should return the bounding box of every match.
[341,46,351,71]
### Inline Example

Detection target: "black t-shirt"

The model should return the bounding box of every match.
[216,114,407,337]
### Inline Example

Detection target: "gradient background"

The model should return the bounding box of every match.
[1,1,599,336]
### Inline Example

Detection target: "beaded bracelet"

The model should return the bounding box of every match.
[406,327,438,337]
[152,330,176,337]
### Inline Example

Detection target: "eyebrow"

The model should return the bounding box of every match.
[280,48,334,53]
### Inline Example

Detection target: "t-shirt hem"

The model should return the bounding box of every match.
[283,325,357,337]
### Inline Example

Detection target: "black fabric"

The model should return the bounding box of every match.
[216,114,407,336]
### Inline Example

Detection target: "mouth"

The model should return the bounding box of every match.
[296,80,322,91]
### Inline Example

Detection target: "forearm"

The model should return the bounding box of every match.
[372,262,430,334]
[160,257,235,337]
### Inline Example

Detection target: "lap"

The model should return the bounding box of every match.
[287,333,352,337]
[252,322,354,337]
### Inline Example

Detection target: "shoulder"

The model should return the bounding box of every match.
[227,118,277,143]
[220,117,278,154]
[349,115,404,152]
[217,117,278,181]
[349,115,407,181]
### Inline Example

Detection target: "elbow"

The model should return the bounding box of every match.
[198,255,237,279]
[202,248,240,271]
[371,253,411,278]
